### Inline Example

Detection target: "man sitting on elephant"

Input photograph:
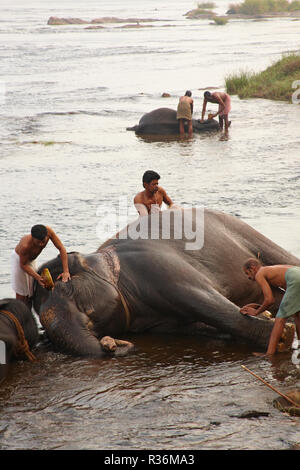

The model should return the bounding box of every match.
[134,170,174,216]
[240,258,300,355]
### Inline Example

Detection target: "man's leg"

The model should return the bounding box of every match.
[224,115,230,133]
[218,115,224,130]
[188,119,193,137]
[179,119,185,135]
[16,293,32,310]
[266,317,286,355]
[293,312,300,342]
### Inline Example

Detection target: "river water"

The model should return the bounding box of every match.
[0,0,300,451]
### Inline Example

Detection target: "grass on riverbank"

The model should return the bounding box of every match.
[225,53,300,102]
[228,0,300,15]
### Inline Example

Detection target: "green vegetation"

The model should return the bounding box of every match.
[197,2,216,8]
[185,2,216,17]
[228,0,300,15]
[212,16,229,24]
[225,53,300,102]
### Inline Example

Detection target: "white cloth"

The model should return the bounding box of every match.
[11,250,37,297]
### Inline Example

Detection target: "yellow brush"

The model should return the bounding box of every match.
[41,268,54,290]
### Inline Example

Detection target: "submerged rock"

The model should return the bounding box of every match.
[47,16,89,25]
[47,16,159,26]
[273,389,300,417]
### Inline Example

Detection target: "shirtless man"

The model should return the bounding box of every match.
[240,258,300,355]
[11,224,71,308]
[176,91,194,137]
[134,170,174,216]
[201,90,231,134]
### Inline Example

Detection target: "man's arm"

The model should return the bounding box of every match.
[19,251,45,287]
[47,226,71,282]
[134,195,148,216]
[190,99,194,115]
[201,98,207,121]
[160,188,173,207]
[240,273,275,316]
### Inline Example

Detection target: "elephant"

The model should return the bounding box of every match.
[0,298,39,383]
[32,208,298,358]
[126,108,220,135]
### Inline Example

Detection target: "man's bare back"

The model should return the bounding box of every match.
[241,261,294,317]
[255,265,293,290]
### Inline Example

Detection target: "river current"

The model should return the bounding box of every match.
[0,0,300,451]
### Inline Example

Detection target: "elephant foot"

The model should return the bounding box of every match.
[100,336,135,356]
[100,336,118,352]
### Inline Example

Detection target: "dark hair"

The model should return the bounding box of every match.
[142,170,160,184]
[243,258,262,270]
[31,224,47,241]
[185,90,192,97]
[204,91,211,98]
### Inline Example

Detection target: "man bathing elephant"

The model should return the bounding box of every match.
[201,91,231,134]
[177,91,194,137]
[127,108,220,135]
[32,208,297,358]
[11,224,70,309]
[240,259,300,355]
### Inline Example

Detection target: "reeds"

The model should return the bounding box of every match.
[228,0,300,15]
[225,53,300,102]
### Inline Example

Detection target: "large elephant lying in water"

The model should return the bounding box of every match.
[33,208,298,357]
[127,108,220,135]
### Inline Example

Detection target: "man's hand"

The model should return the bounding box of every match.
[37,276,46,288]
[57,271,71,282]
[240,306,259,316]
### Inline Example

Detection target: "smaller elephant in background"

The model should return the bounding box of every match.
[127,108,220,135]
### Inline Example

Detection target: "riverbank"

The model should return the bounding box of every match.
[225,53,300,101]
[185,0,300,19]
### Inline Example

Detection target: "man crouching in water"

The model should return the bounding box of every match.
[240,258,300,355]
[11,224,71,309]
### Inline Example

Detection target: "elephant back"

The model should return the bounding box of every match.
[137,108,178,134]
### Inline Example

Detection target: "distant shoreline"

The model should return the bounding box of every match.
[185,9,300,20]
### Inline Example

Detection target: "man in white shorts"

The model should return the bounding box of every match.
[11,224,71,308]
